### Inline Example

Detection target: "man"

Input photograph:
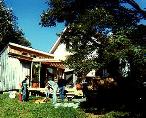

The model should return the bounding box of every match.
[58,78,67,102]
[81,79,88,98]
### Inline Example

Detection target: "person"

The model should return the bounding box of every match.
[45,82,50,99]
[81,79,88,98]
[76,82,82,90]
[21,76,29,102]
[48,78,58,104]
[0,80,2,94]
[58,78,67,102]
[18,83,22,101]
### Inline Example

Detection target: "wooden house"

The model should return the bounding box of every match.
[0,43,64,91]
[49,30,78,85]
[49,30,96,85]
[49,30,112,86]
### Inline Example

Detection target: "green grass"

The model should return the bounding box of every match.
[0,93,135,118]
[0,93,86,118]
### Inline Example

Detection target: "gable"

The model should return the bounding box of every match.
[49,28,72,61]
[53,43,71,60]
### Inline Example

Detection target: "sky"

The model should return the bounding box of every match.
[3,0,146,52]
[4,0,65,52]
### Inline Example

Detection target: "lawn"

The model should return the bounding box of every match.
[0,93,143,118]
[0,93,86,118]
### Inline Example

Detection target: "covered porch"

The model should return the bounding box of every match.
[30,58,65,88]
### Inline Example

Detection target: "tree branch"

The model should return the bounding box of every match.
[125,0,146,18]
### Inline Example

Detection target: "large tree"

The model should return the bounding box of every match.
[0,1,31,52]
[40,0,145,81]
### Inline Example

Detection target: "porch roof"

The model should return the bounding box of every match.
[32,58,65,70]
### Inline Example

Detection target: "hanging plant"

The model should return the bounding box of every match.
[32,63,41,83]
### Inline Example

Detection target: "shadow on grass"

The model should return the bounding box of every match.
[80,90,146,118]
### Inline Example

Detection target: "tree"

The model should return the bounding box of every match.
[40,0,145,81]
[0,1,31,52]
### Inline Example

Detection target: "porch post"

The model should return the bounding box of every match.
[30,61,33,87]
[39,62,41,88]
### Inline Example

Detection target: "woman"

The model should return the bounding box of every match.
[48,78,58,104]
[21,76,29,102]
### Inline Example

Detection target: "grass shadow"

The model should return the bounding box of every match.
[79,89,146,118]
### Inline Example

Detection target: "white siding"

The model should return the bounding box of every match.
[0,48,9,91]
[7,58,31,90]
[8,58,21,90]
[53,43,71,61]
[53,43,77,85]
[0,61,1,90]
[0,48,31,91]
[20,61,30,86]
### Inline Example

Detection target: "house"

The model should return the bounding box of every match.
[49,32,78,85]
[49,31,96,85]
[49,29,136,88]
[0,43,64,91]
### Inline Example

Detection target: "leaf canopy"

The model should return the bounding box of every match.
[41,0,145,78]
[0,1,31,52]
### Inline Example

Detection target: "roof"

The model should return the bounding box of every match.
[86,70,96,77]
[49,27,67,54]
[32,58,62,62]
[42,61,64,70]
[32,58,64,69]
[9,43,54,57]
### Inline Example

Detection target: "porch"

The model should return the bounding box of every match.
[30,58,65,88]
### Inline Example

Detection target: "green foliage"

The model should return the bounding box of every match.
[40,0,145,79]
[0,1,31,52]
[40,0,143,28]
[127,24,146,47]
[104,33,143,62]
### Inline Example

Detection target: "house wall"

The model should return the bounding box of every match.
[52,43,77,85]
[0,48,10,91]
[7,57,22,90]
[0,48,31,91]
[53,43,71,61]
[20,61,31,82]
[0,61,1,91]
